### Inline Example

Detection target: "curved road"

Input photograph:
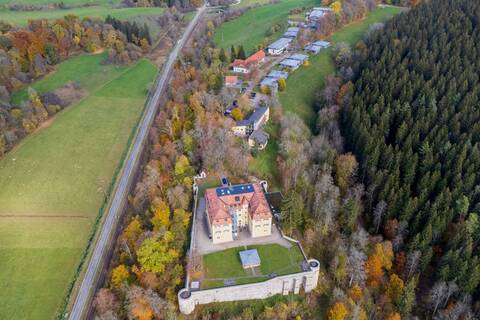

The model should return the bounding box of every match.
[68,5,206,319]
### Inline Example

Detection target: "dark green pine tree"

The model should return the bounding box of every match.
[219,48,227,63]
[230,45,236,62]
[237,45,246,60]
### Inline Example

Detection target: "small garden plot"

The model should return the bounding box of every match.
[199,243,305,289]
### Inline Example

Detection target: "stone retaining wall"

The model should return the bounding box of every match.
[178,259,320,315]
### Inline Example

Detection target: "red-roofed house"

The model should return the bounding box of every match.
[205,182,272,244]
[225,75,239,87]
[232,59,250,73]
[246,50,266,65]
[232,50,266,74]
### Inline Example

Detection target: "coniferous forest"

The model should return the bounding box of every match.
[344,0,480,310]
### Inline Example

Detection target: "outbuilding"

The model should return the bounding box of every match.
[239,249,261,269]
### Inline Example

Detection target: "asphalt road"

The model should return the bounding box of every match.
[68,5,206,320]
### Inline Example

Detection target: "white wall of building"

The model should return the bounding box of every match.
[233,66,250,73]
[249,217,272,238]
[211,223,233,244]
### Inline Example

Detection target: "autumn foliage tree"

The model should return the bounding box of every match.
[328,302,349,320]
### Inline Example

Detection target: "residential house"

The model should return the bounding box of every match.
[231,106,270,137]
[267,38,292,55]
[232,50,266,73]
[289,53,309,63]
[304,43,322,54]
[304,40,330,54]
[267,70,289,80]
[248,129,269,150]
[279,58,302,70]
[308,7,333,21]
[283,27,300,39]
[232,59,250,73]
[231,120,250,137]
[312,40,331,48]
[205,183,273,244]
[249,106,270,131]
[260,77,279,90]
[225,75,239,87]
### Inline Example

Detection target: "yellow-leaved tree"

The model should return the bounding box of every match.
[330,1,342,15]
[151,200,170,231]
[328,302,348,320]
[111,264,129,288]
[136,232,179,273]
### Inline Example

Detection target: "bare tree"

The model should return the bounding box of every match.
[347,246,367,287]
[312,172,340,234]
[406,250,421,279]
[373,200,387,233]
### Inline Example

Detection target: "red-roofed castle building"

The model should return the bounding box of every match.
[205,183,272,244]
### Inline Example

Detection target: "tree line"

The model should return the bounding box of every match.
[106,15,152,45]
[343,0,480,317]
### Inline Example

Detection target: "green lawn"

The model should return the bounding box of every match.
[0,6,164,26]
[0,55,157,319]
[279,6,403,130]
[202,244,305,288]
[213,0,318,55]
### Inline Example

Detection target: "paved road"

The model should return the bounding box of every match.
[68,5,206,320]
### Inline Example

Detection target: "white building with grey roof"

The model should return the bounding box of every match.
[267,37,292,55]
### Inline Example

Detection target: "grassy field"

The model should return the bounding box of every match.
[201,244,305,288]
[0,54,157,319]
[279,6,403,130]
[234,0,273,8]
[0,0,122,5]
[0,6,164,26]
[213,0,318,55]
[11,53,129,104]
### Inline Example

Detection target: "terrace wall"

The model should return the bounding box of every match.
[178,259,320,315]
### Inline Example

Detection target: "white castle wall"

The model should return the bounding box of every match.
[178,259,320,315]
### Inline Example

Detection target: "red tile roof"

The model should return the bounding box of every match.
[246,50,266,64]
[232,59,248,68]
[205,183,272,226]
[232,50,265,70]
[225,75,238,85]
